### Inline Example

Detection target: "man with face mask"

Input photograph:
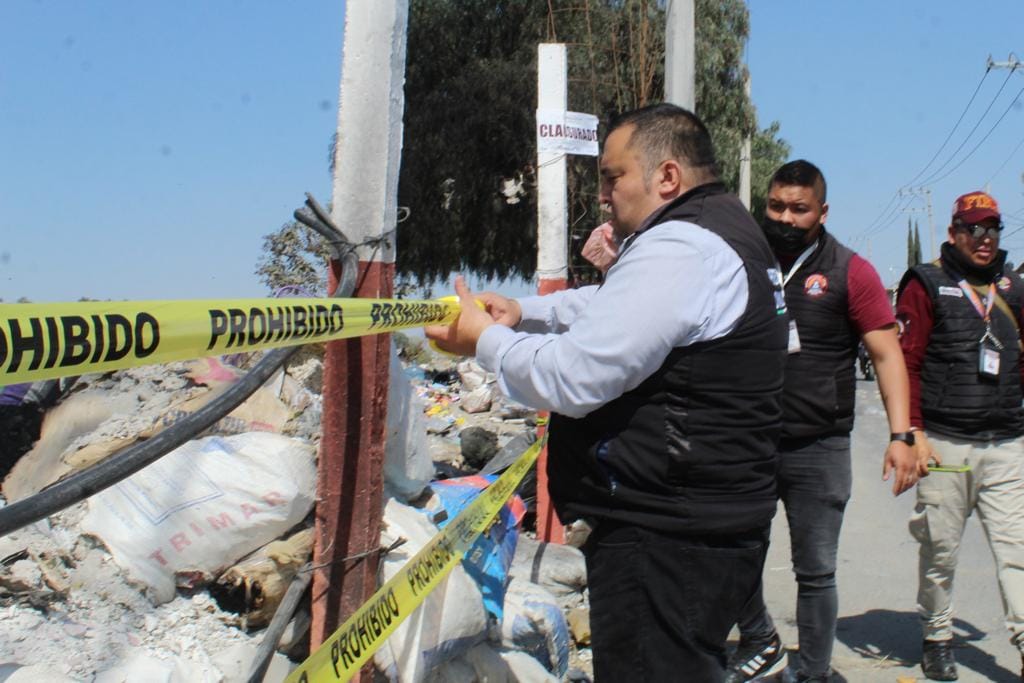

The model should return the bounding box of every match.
[726,160,921,683]
[896,191,1024,681]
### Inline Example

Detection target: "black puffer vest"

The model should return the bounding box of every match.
[903,250,1024,441]
[779,231,860,440]
[547,183,788,535]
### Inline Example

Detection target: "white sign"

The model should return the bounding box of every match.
[536,109,599,157]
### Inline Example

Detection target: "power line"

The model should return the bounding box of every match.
[856,67,993,241]
[903,66,992,187]
[924,81,1024,187]
[917,66,1018,186]
[984,132,1024,187]
[860,192,919,241]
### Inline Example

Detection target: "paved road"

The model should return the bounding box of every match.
[755,379,1021,682]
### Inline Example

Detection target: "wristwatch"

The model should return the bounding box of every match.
[890,431,916,446]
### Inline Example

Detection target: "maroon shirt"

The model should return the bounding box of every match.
[846,254,898,335]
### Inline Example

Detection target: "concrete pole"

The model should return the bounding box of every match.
[665,0,696,111]
[312,0,407,672]
[534,44,567,544]
[536,44,569,295]
[739,72,752,209]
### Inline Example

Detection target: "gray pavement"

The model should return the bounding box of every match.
[751,379,1022,682]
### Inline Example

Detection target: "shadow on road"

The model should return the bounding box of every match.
[836,609,1019,682]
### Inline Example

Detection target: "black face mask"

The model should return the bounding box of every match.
[762,217,815,255]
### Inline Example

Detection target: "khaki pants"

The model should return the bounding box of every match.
[909,432,1024,652]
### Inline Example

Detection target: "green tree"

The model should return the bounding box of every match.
[255,220,332,295]
[907,218,915,268]
[397,0,790,285]
[913,220,923,266]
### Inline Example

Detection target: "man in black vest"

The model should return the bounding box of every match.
[427,103,788,681]
[727,161,920,683]
[896,190,1024,681]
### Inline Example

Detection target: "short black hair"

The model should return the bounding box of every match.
[607,103,719,182]
[769,159,827,203]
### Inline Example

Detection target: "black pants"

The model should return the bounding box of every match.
[584,521,770,682]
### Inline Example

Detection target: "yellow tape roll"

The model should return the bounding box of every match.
[286,436,543,683]
[0,297,461,385]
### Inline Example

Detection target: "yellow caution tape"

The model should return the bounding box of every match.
[427,295,486,357]
[0,297,461,385]
[286,436,543,683]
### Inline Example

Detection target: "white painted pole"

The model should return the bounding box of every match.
[665,0,696,111]
[739,72,752,209]
[313,0,408,658]
[536,43,568,294]
[329,0,408,265]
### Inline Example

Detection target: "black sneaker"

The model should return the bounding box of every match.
[921,639,958,681]
[725,633,787,682]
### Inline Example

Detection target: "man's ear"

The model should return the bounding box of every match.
[657,160,684,198]
[947,224,956,244]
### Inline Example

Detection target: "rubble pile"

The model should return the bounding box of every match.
[0,338,592,682]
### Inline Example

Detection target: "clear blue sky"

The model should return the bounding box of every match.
[2,1,1023,302]
[749,0,1024,285]
[0,1,346,302]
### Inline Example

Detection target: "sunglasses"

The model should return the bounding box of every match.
[955,222,1003,240]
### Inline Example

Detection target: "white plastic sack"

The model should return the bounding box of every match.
[374,498,488,683]
[426,642,512,683]
[508,536,587,609]
[81,433,316,604]
[500,578,570,677]
[499,650,559,683]
[385,343,435,501]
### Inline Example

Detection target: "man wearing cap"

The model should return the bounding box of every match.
[896,190,1024,681]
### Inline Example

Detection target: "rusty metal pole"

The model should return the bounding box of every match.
[310,1,408,679]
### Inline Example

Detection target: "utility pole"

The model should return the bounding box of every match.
[900,186,936,260]
[314,1,407,674]
[536,44,569,296]
[738,71,752,209]
[665,0,695,111]
[987,53,1022,72]
[534,44,568,545]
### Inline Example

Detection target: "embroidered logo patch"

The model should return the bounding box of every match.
[938,286,964,298]
[998,276,1012,292]
[804,274,828,298]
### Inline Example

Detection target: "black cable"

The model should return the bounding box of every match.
[925,82,1024,186]
[918,67,1018,186]
[856,67,993,242]
[861,193,919,241]
[0,345,299,537]
[904,66,992,187]
[984,132,1024,188]
[856,192,901,243]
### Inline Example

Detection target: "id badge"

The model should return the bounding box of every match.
[979,343,1000,378]
[788,320,801,354]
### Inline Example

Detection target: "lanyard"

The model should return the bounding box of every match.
[782,241,820,288]
[956,280,995,322]
[958,280,1004,349]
